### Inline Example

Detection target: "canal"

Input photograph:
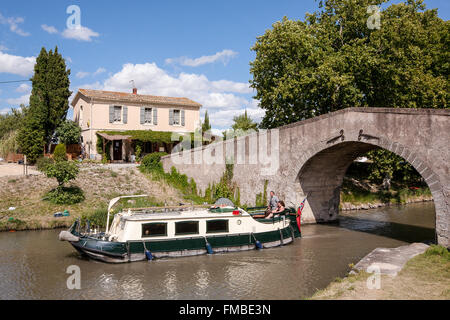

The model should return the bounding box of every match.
[0,202,435,299]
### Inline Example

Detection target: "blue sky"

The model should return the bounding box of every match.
[0,0,448,132]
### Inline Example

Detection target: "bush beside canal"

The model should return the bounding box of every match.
[340,176,432,211]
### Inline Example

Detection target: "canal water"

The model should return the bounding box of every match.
[0,202,435,300]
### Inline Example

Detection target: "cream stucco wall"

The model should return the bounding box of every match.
[72,95,200,158]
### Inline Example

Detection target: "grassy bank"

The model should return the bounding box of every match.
[0,165,186,231]
[340,177,432,210]
[310,245,450,300]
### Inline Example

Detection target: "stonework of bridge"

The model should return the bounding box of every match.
[161,107,450,247]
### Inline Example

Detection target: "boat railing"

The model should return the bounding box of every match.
[126,204,211,213]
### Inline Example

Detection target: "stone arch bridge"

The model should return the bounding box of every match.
[161,108,450,247]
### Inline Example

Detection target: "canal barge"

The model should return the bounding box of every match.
[59,196,301,263]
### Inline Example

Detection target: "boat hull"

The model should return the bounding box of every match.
[69,225,298,264]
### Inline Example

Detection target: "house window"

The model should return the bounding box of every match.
[175,221,199,235]
[142,222,167,238]
[173,109,180,125]
[79,105,83,126]
[144,108,152,124]
[114,106,122,122]
[206,220,229,234]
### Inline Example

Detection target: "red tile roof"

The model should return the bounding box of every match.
[72,89,202,108]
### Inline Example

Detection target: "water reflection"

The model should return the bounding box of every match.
[0,202,435,300]
[163,270,179,299]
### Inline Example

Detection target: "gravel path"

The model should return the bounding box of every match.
[0,163,41,177]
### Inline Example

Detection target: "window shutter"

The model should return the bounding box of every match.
[153,108,158,125]
[140,107,145,124]
[109,105,114,123]
[169,109,174,125]
[181,109,185,126]
[123,106,128,124]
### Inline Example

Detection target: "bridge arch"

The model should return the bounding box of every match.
[291,133,445,244]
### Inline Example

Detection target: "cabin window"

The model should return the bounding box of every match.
[175,221,199,235]
[206,220,229,234]
[142,222,167,237]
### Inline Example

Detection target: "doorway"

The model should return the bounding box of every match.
[113,140,122,161]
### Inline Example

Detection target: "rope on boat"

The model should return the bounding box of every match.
[251,233,263,249]
[126,242,131,262]
[279,228,284,245]
[204,237,213,254]
[85,219,90,234]
[289,224,295,242]
[143,242,153,261]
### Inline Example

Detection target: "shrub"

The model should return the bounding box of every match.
[53,144,67,162]
[44,186,85,205]
[36,156,54,172]
[101,153,108,164]
[135,143,142,161]
[80,207,109,228]
[424,245,450,260]
[140,152,167,172]
[44,160,79,186]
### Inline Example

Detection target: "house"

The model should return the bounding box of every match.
[70,88,202,161]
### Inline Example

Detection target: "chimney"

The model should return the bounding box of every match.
[132,87,137,95]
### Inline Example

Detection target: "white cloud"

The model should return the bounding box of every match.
[0,12,30,36]
[62,26,99,42]
[76,71,90,79]
[211,80,253,94]
[0,51,35,76]
[65,56,72,63]
[93,67,106,75]
[76,67,106,79]
[76,62,263,130]
[166,49,238,67]
[7,94,30,106]
[41,24,58,34]
[0,45,8,51]
[15,83,31,93]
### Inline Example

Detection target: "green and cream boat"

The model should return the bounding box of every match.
[59,195,301,263]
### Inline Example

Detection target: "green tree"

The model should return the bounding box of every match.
[17,47,72,162]
[55,120,81,145]
[201,110,211,133]
[0,105,27,140]
[44,161,79,187]
[250,0,448,129]
[0,130,19,158]
[366,149,422,186]
[231,110,258,132]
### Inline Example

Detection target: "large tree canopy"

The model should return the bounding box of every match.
[250,0,449,129]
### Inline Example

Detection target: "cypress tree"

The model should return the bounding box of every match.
[201,110,211,133]
[18,47,71,162]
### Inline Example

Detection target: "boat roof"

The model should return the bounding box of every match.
[119,207,246,222]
